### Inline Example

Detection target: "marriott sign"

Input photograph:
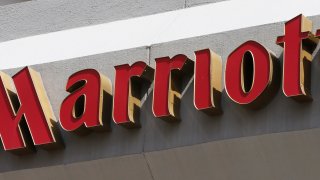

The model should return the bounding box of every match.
[0,14,319,154]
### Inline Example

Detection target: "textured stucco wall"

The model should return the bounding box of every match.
[0,0,231,42]
[186,0,229,7]
[0,0,28,6]
[0,0,185,42]
[1,128,320,180]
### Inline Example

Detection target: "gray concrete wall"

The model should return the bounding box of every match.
[0,0,29,6]
[0,0,230,42]
[0,0,185,42]
[1,127,320,180]
[186,0,229,7]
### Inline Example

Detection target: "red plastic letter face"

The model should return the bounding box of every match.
[277,14,318,101]
[113,62,154,128]
[60,69,112,134]
[194,49,223,115]
[316,29,320,37]
[0,67,61,153]
[153,54,194,121]
[225,41,279,108]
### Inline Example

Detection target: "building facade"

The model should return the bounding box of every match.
[0,0,319,180]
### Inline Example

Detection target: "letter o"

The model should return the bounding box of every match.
[225,41,279,107]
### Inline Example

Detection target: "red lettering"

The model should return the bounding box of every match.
[113,62,154,128]
[60,69,112,134]
[316,29,320,37]
[152,54,193,121]
[225,41,279,107]
[0,67,61,153]
[194,49,222,114]
[276,14,318,101]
